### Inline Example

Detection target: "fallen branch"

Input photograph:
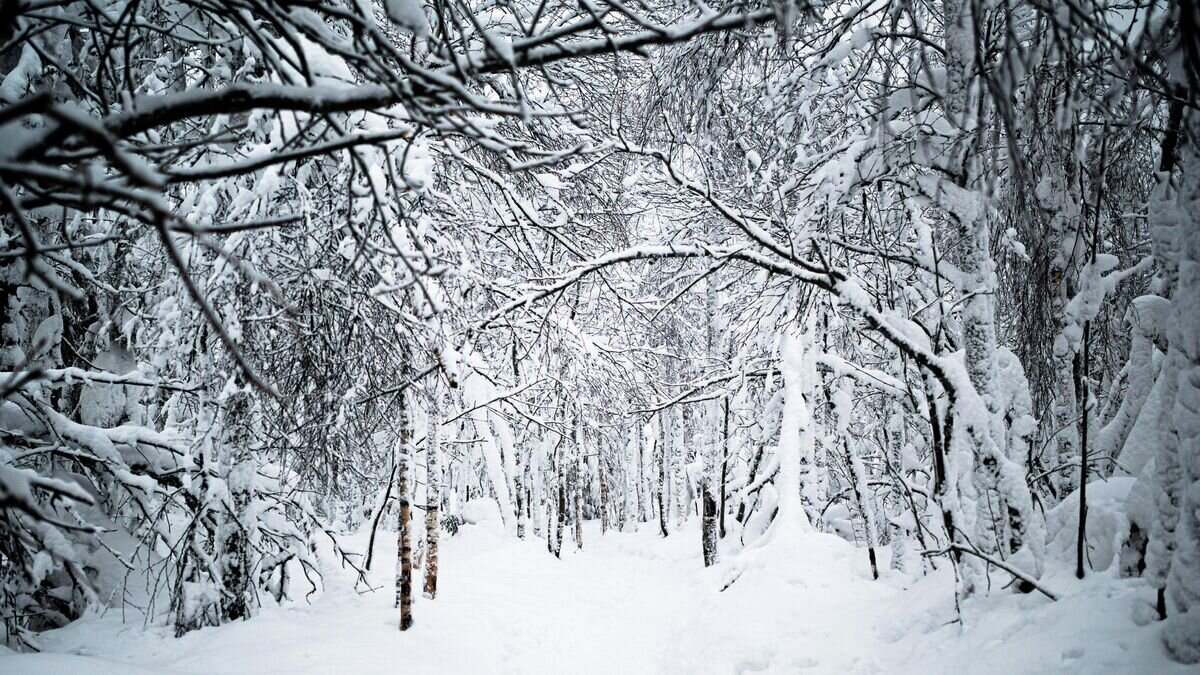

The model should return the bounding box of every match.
[924,544,1059,601]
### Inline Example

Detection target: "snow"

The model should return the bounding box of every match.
[1118,371,1165,475]
[773,331,816,536]
[4,1,1198,671]
[4,520,1187,674]
[460,498,501,526]
[0,44,42,103]
[385,0,429,36]
[30,315,62,361]
[1046,477,1135,573]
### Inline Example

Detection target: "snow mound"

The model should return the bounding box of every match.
[1045,477,1135,572]
[723,526,873,591]
[461,498,502,526]
[679,526,896,673]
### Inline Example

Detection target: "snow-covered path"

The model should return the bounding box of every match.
[10,522,716,674]
[409,523,702,674]
[4,519,1190,674]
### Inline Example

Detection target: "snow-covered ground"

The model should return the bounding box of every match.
[1,517,1188,674]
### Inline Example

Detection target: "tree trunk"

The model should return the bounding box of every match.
[574,467,584,550]
[719,397,730,539]
[885,386,909,573]
[659,413,671,536]
[365,461,397,570]
[220,388,254,622]
[515,462,526,539]
[635,422,647,524]
[599,450,609,535]
[844,437,879,580]
[940,0,1044,592]
[672,406,688,528]
[700,272,721,565]
[552,443,565,558]
[396,389,414,630]
[424,401,441,600]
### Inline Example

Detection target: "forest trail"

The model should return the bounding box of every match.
[10,522,719,674]
[6,518,1186,674]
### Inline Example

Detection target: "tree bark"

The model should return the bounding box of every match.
[719,397,730,539]
[220,387,254,622]
[424,401,441,599]
[657,415,669,537]
[599,449,609,535]
[396,387,414,630]
[552,442,565,558]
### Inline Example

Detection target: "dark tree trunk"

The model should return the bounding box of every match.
[720,397,730,538]
[365,462,397,570]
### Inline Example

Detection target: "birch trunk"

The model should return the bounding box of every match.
[396,391,414,630]
[423,399,441,600]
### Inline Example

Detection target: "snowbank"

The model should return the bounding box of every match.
[1045,477,1136,573]
[461,497,502,527]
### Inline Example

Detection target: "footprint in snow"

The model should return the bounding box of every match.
[1061,646,1084,662]
[735,655,773,673]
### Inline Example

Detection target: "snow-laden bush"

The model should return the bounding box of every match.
[1045,478,1136,573]
[461,498,503,527]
